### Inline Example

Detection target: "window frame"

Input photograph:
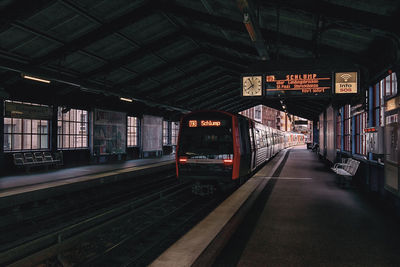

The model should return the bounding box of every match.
[57,108,89,150]
[4,101,50,152]
[127,116,139,147]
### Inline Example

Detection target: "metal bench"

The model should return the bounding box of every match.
[331,158,360,187]
[13,151,63,172]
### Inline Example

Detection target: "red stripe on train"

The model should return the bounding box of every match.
[232,115,240,180]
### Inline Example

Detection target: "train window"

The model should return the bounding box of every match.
[179,125,233,155]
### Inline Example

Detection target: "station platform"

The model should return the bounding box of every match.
[152,146,400,266]
[0,155,175,208]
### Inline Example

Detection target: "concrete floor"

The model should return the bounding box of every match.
[237,146,400,267]
[0,154,174,191]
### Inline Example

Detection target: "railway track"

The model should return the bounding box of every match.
[0,172,227,266]
[0,171,174,265]
[0,173,176,248]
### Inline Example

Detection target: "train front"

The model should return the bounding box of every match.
[176,111,239,194]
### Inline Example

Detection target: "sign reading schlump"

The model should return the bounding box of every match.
[265,72,332,96]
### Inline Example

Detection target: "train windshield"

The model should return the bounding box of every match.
[179,118,233,157]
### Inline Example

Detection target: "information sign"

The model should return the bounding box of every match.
[335,72,358,94]
[265,72,332,96]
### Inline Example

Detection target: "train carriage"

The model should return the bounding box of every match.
[176,110,304,194]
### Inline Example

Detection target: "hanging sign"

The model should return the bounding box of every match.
[265,72,332,97]
[5,102,52,120]
[335,72,358,94]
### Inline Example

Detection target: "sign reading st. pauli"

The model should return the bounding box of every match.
[265,72,332,96]
[335,72,358,94]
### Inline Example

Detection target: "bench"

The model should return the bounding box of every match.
[13,151,63,172]
[331,158,360,187]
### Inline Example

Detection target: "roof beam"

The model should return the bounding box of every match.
[0,0,57,32]
[225,101,255,113]
[107,48,202,88]
[175,78,235,104]
[129,62,217,98]
[161,2,362,63]
[210,95,244,109]
[112,46,245,91]
[184,28,258,57]
[185,82,237,106]
[153,68,229,101]
[83,30,183,78]
[259,0,399,36]
[31,0,157,65]
[193,88,238,109]
[218,97,255,111]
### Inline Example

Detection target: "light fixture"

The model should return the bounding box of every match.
[120,97,133,102]
[22,74,51,84]
[243,13,257,41]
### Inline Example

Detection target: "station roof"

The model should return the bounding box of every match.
[1,0,399,120]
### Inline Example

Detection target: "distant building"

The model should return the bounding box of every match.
[240,105,312,141]
[240,105,294,132]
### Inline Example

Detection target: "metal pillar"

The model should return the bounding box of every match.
[51,105,58,153]
[0,99,4,170]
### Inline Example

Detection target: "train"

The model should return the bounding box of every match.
[176,110,305,195]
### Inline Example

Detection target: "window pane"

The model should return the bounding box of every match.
[23,120,32,134]
[13,134,22,150]
[64,134,70,148]
[70,135,75,148]
[4,118,12,133]
[32,120,40,134]
[4,134,11,150]
[32,134,40,149]
[41,120,48,134]
[82,135,88,147]
[41,135,48,149]
[23,134,31,150]
[14,119,22,133]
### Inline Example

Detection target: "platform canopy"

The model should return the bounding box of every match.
[0,0,399,120]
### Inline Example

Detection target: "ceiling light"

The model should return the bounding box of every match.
[22,74,51,84]
[120,97,133,102]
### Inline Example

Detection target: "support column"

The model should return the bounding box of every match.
[368,86,374,160]
[352,116,356,155]
[51,105,58,153]
[0,99,4,170]
[340,107,344,152]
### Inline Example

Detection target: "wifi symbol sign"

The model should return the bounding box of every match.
[341,73,352,82]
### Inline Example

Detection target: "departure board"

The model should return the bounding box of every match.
[265,72,332,97]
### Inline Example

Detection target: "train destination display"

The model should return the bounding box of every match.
[188,120,222,127]
[265,72,332,96]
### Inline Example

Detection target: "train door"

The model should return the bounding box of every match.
[249,121,257,170]
[238,117,252,176]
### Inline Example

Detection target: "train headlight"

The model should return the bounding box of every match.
[179,156,188,164]
[223,159,233,166]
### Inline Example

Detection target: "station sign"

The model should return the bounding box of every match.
[264,72,332,97]
[334,72,358,94]
[385,96,400,112]
[364,127,377,133]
